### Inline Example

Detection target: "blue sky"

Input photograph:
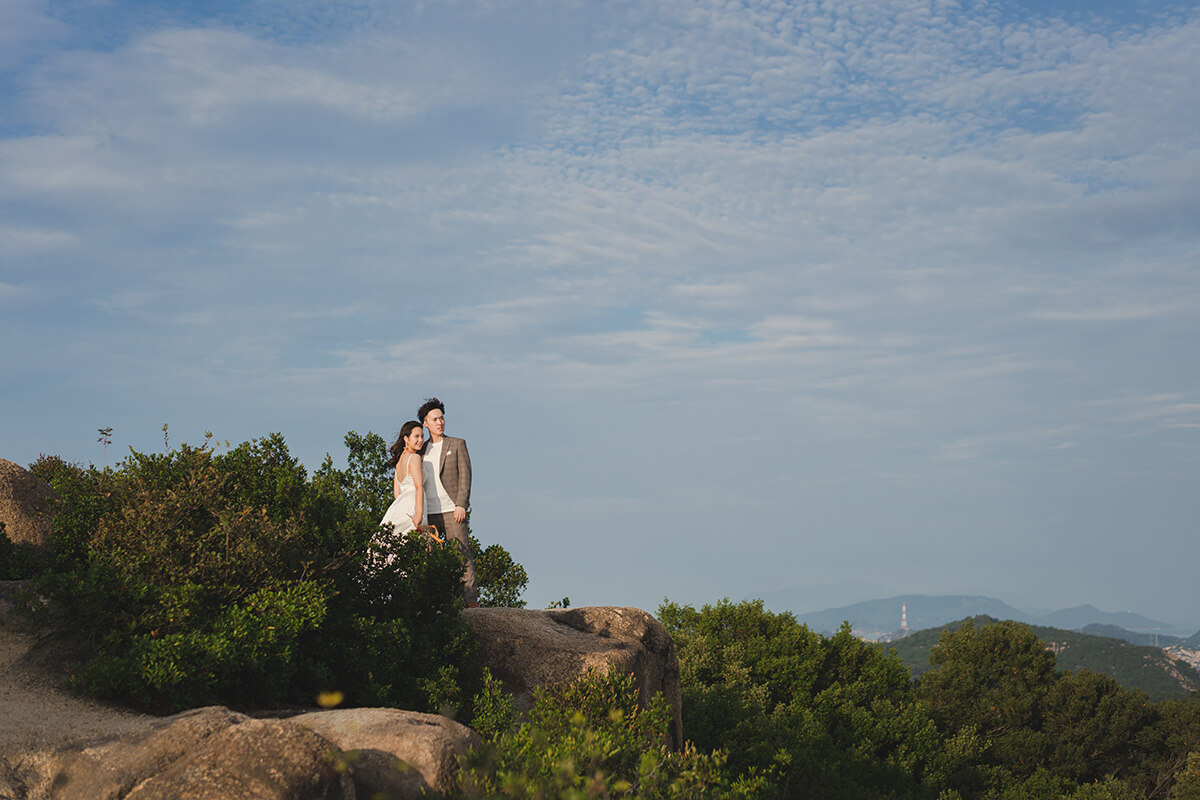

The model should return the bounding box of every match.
[3,0,1199,627]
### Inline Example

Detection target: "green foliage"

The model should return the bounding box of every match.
[1174,752,1200,800]
[659,598,967,800]
[28,453,117,572]
[890,615,1200,700]
[460,666,764,800]
[918,619,1058,773]
[33,433,474,714]
[471,533,528,608]
[313,430,392,521]
[915,618,1166,799]
[468,669,519,742]
[1041,669,1153,784]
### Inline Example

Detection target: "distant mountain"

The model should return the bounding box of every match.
[754,581,900,616]
[884,616,1200,701]
[1038,604,1174,633]
[793,595,1030,637]
[777,593,1180,638]
[1081,624,1188,648]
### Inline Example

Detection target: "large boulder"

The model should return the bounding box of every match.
[293,708,480,799]
[29,707,351,800]
[463,606,683,749]
[0,458,56,549]
[14,704,479,800]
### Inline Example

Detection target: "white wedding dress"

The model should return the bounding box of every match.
[378,472,425,536]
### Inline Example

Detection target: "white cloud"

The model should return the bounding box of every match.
[0,0,69,70]
[0,281,30,301]
[1030,302,1189,322]
[0,224,77,251]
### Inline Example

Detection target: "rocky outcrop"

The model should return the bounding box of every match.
[0,458,56,549]
[1,605,684,797]
[17,705,480,800]
[26,707,349,800]
[293,708,480,798]
[463,606,683,749]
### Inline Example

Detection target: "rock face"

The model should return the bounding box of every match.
[463,606,683,749]
[1,603,685,796]
[0,458,56,548]
[293,708,480,798]
[31,707,350,800]
[0,455,56,551]
[19,705,479,800]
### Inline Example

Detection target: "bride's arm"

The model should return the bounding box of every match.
[409,455,424,527]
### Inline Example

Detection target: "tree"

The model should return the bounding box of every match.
[1042,669,1153,784]
[459,666,763,799]
[917,618,1058,777]
[659,598,963,799]
[32,433,473,714]
[471,533,528,608]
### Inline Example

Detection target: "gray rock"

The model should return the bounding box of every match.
[293,707,481,799]
[463,605,683,749]
[40,706,244,799]
[122,717,351,800]
[0,458,55,549]
[35,706,350,800]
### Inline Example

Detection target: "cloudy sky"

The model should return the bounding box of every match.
[3,0,1198,627]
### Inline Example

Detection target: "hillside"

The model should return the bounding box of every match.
[786,593,1188,639]
[1081,624,1187,647]
[885,616,1200,701]
[797,595,1028,636]
[1081,623,1200,649]
[1038,604,1173,633]
[792,594,1181,638]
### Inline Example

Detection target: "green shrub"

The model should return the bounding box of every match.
[460,665,765,799]
[472,533,529,608]
[659,598,968,800]
[33,433,475,714]
[27,454,113,573]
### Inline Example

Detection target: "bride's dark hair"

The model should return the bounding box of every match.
[389,420,424,467]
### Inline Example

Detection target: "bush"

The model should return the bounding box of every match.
[659,598,969,800]
[472,532,529,608]
[33,433,475,714]
[460,666,765,799]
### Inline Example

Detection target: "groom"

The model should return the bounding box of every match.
[418,397,479,607]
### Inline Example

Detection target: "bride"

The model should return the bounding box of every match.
[378,420,426,537]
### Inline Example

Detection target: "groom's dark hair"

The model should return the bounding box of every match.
[418,397,445,423]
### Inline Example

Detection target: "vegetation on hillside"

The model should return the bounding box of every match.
[888,615,1200,700]
[660,602,1200,799]
[13,431,526,714]
[459,667,765,799]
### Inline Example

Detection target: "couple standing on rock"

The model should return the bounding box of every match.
[377,397,479,608]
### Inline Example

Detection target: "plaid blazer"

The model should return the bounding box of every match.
[433,435,471,510]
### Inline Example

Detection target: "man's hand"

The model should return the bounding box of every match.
[453,506,467,524]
